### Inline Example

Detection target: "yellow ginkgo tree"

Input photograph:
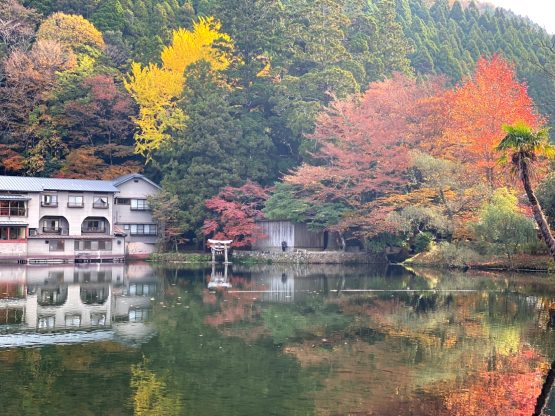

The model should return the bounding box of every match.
[124,17,234,159]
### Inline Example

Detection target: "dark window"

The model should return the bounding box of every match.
[75,240,112,251]
[0,226,26,240]
[0,201,26,216]
[115,198,131,205]
[49,240,64,252]
[82,219,106,233]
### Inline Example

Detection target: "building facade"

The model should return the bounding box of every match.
[0,174,160,263]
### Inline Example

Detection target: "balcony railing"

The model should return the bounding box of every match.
[67,202,84,208]
[42,227,69,235]
[92,202,109,209]
[82,227,107,233]
[0,207,27,216]
[41,202,58,207]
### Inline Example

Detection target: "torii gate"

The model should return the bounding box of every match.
[207,239,233,264]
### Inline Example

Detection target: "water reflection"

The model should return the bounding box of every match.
[0,263,158,347]
[1,263,555,415]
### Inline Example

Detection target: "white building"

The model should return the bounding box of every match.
[0,174,160,263]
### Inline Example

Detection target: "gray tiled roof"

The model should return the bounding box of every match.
[0,176,119,193]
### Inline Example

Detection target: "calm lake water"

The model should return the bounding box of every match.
[1,262,555,415]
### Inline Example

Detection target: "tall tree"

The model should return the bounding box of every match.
[124,17,234,158]
[441,55,541,188]
[496,123,555,261]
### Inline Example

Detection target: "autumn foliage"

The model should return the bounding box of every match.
[282,55,544,241]
[445,347,546,416]
[124,17,234,158]
[441,55,541,187]
[203,181,269,247]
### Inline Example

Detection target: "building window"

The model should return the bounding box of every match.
[65,314,81,328]
[0,201,26,216]
[115,198,130,205]
[123,224,157,236]
[37,316,55,329]
[131,199,150,211]
[41,194,58,207]
[74,240,112,251]
[91,313,106,327]
[49,240,65,252]
[0,226,26,240]
[68,195,84,208]
[129,283,156,296]
[129,308,149,322]
[93,196,109,209]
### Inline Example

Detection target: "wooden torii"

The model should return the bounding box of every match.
[207,239,233,264]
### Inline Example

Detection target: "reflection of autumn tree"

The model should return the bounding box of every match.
[131,359,182,416]
[445,347,546,416]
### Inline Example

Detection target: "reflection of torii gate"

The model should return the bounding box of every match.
[207,239,232,264]
[208,262,231,289]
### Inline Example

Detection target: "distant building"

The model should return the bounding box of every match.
[252,220,342,251]
[0,174,160,263]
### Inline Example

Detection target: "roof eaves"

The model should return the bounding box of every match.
[112,174,161,190]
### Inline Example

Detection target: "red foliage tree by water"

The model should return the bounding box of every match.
[203,181,269,247]
[285,73,446,237]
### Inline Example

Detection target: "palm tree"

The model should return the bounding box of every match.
[496,122,555,261]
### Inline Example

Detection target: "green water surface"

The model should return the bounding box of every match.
[0,262,554,415]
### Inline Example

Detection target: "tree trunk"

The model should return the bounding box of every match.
[520,161,555,261]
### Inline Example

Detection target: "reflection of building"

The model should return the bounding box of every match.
[0,263,159,347]
[0,174,160,263]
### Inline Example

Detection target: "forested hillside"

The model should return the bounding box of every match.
[1,0,555,247]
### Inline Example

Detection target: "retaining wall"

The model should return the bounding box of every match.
[232,250,385,264]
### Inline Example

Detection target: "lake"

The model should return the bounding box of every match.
[0,262,554,415]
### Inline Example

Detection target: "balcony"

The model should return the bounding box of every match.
[0,207,27,216]
[40,216,69,236]
[41,201,58,208]
[81,217,110,235]
[67,202,84,208]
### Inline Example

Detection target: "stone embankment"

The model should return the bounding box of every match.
[232,250,385,264]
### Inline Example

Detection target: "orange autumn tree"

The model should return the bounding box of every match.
[441,55,541,189]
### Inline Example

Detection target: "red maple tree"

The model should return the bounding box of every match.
[285,73,446,237]
[203,181,269,247]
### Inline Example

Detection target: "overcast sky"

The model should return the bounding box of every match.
[487,0,555,34]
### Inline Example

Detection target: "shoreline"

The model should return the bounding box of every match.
[146,250,555,274]
[404,252,555,273]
